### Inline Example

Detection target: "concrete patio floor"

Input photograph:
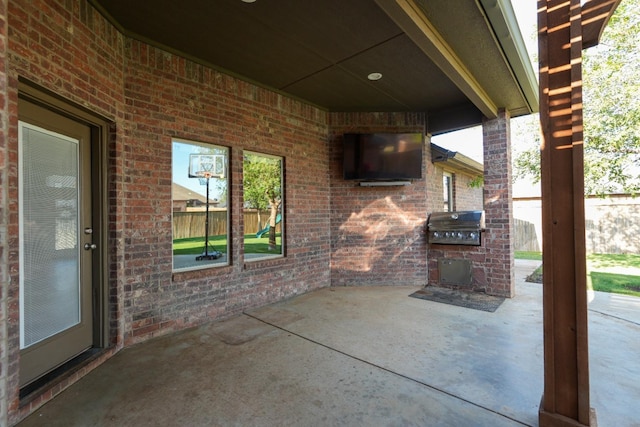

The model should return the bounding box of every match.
[18,260,640,426]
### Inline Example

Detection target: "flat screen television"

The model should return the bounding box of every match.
[343,133,424,181]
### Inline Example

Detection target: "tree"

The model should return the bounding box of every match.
[513,0,640,195]
[243,153,282,248]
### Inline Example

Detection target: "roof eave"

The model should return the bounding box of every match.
[431,143,484,176]
[478,0,540,115]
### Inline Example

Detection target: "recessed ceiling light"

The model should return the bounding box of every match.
[241,0,256,3]
[367,72,383,81]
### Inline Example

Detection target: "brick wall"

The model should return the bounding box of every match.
[429,161,483,213]
[0,1,9,425]
[454,172,484,211]
[328,113,429,286]
[122,39,330,345]
[427,111,514,297]
[482,110,514,297]
[424,136,441,214]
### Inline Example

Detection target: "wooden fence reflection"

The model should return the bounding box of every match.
[173,210,273,239]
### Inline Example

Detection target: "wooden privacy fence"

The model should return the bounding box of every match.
[514,218,541,252]
[173,210,273,239]
[513,196,640,254]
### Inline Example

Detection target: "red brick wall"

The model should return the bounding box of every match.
[329,113,429,286]
[454,172,484,211]
[424,136,441,214]
[482,110,514,297]
[122,39,330,345]
[0,0,9,425]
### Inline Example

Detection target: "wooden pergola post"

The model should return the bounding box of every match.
[538,1,620,426]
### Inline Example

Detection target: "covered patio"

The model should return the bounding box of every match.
[0,0,627,425]
[17,261,640,426]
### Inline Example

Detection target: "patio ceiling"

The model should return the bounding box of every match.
[89,0,538,134]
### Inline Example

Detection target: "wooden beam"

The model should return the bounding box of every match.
[582,0,622,49]
[537,0,596,426]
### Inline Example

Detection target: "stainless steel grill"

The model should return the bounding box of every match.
[427,210,485,246]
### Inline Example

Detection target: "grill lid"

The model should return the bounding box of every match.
[427,210,485,246]
[428,210,485,231]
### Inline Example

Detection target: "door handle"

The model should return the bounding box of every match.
[84,243,97,250]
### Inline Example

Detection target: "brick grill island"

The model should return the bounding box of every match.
[427,211,486,288]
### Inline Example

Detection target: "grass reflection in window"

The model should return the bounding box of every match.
[243,151,283,261]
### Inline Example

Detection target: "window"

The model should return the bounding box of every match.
[172,139,229,271]
[443,172,453,212]
[243,151,284,261]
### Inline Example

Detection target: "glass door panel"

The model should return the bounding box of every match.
[19,123,81,348]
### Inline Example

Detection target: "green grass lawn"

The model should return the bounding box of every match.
[244,233,281,254]
[173,234,281,255]
[515,251,640,297]
[514,251,542,261]
[173,235,227,255]
[589,272,640,297]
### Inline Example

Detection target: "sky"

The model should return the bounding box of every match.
[173,140,228,200]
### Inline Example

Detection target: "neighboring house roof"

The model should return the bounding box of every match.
[430,143,484,176]
[89,0,538,134]
[172,182,210,204]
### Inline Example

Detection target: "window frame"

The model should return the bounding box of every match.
[171,138,230,272]
[242,150,285,262]
[443,171,454,212]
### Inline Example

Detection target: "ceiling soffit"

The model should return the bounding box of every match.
[90,0,537,129]
[411,0,538,117]
[374,0,498,119]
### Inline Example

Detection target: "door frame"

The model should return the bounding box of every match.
[18,80,110,381]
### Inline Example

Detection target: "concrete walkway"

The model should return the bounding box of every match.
[18,260,640,426]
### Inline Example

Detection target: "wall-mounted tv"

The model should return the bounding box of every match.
[343,133,424,181]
